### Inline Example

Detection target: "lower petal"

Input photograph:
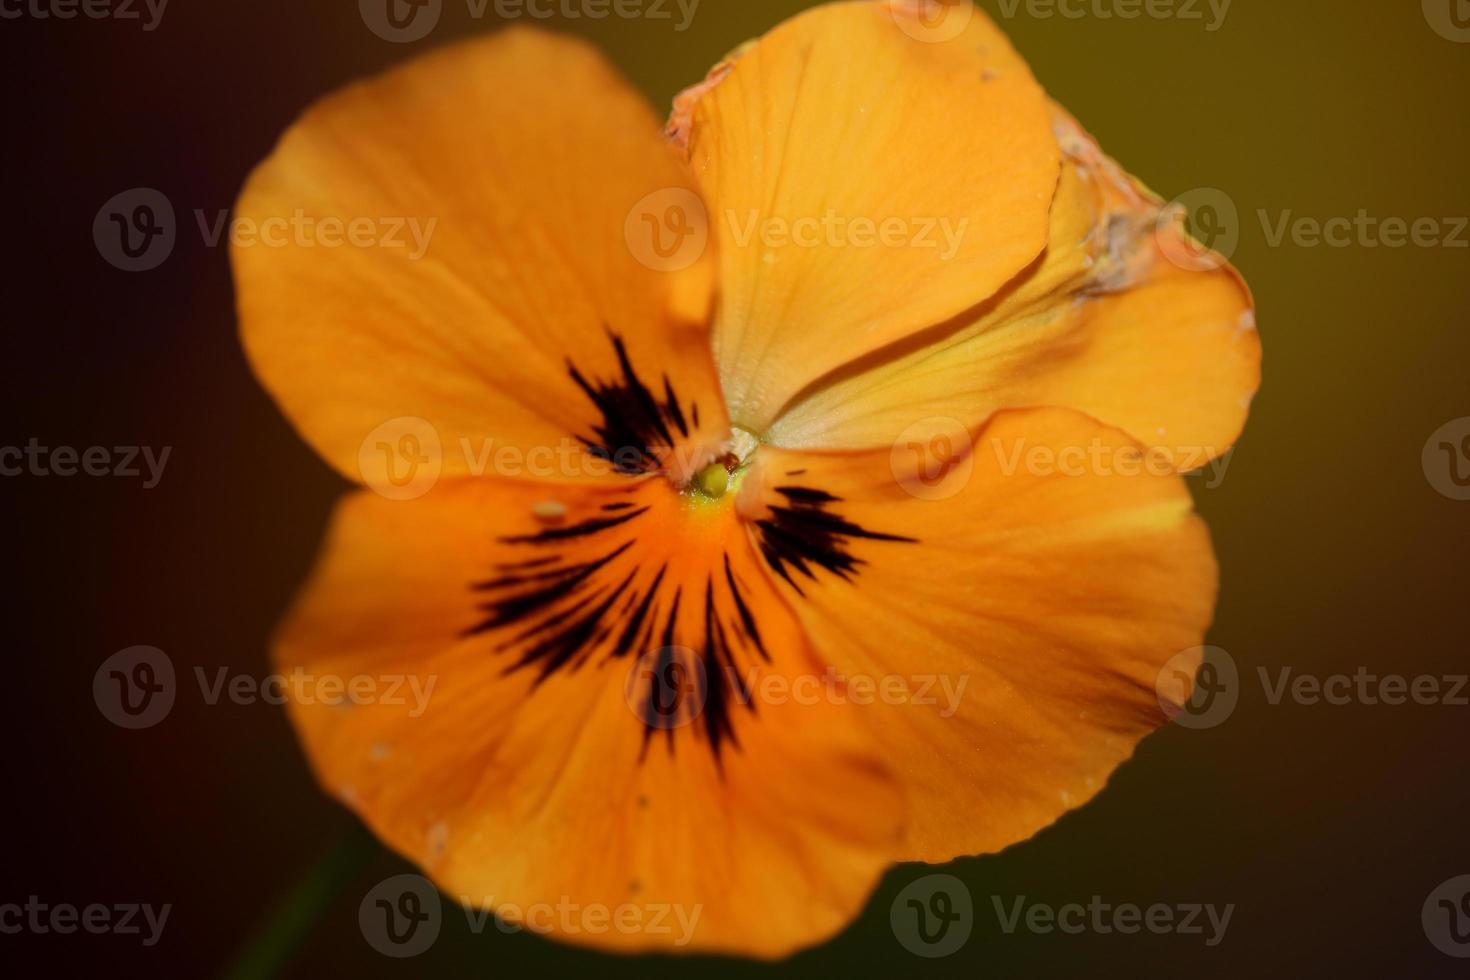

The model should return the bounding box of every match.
[276,477,901,957]
[742,407,1217,862]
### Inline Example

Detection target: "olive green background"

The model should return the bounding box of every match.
[5,0,1468,976]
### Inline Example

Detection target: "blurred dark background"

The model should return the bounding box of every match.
[3,0,1468,975]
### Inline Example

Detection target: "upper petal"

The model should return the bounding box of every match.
[234,29,727,485]
[766,109,1262,469]
[674,0,1060,432]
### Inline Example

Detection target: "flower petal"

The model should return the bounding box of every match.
[767,110,1262,469]
[234,29,726,485]
[673,0,1059,432]
[740,407,1217,862]
[277,477,901,957]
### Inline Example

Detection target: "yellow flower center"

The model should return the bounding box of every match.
[693,461,730,499]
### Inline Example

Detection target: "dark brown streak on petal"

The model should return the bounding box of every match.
[472,502,767,762]
[644,587,684,760]
[697,575,745,766]
[614,564,667,660]
[755,486,917,596]
[495,555,561,571]
[722,553,768,662]
[500,507,648,544]
[466,540,634,637]
[567,332,698,476]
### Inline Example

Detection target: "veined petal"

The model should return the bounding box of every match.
[277,477,902,957]
[673,0,1059,433]
[234,29,727,486]
[740,407,1217,862]
[767,110,1262,469]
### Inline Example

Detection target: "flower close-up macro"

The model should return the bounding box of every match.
[28,0,1470,976]
[232,0,1259,958]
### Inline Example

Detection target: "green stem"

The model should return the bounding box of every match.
[223,825,377,980]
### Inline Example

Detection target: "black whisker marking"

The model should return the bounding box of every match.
[723,553,768,662]
[567,333,696,476]
[463,333,916,764]
[755,486,917,593]
[500,508,647,544]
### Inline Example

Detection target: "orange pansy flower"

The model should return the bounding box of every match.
[233,0,1259,958]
